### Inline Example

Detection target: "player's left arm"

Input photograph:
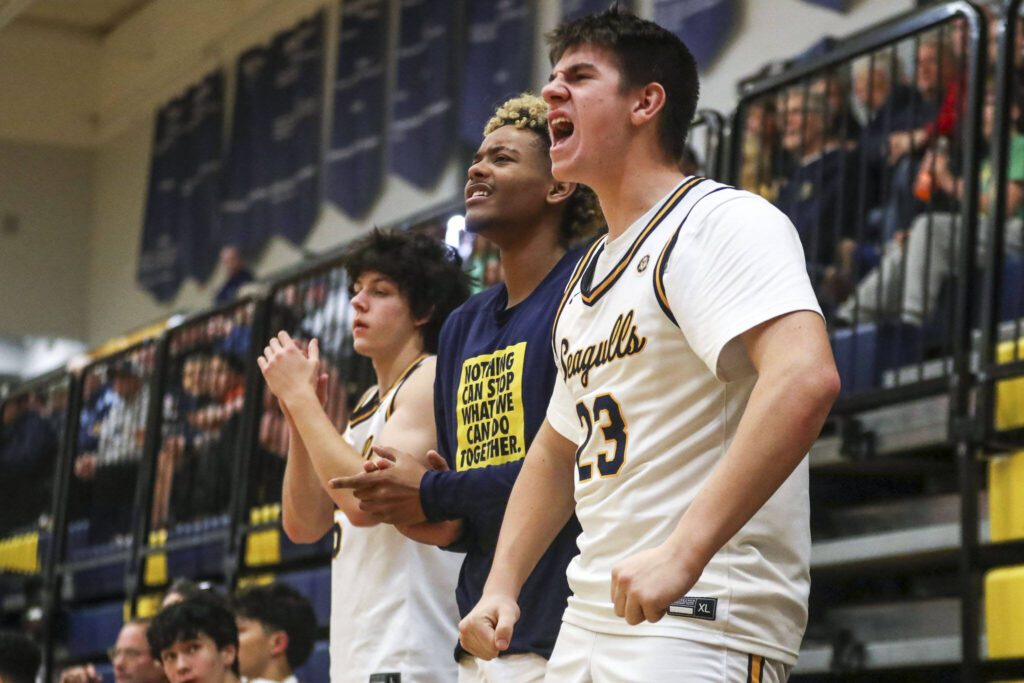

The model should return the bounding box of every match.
[613,320,839,623]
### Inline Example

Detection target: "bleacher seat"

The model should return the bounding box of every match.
[1001,255,1024,322]
[71,547,130,600]
[67,601,123,657]
[277,567,330,626]
[831,322,923,394]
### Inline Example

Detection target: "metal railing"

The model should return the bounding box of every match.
[731,2,986,418]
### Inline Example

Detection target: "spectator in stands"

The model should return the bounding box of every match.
[738,97,784,200]
[774,88,862,313]
[888,34,962,163]
[811,69,861,143]
[99,359,150,465]
[148,597,241,683]
[878,35,963,242]
[0,393,56,534]
[214,246,254,306]
[232,583,316,683]
[59,619,166,683]
[0,630,41,683]
[77,370,116,456]
[838,89,1024,325]
[84,358,149,543]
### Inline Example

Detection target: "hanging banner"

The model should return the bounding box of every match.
[267,11,325,246]
[221,12,325,253]
[138,98,187,301]
[177,72,223,283]
[390,0,458,189]
[326,0,389,218]
[654,0,735,71]
[459,0,534,146]
[221,45,276,257]
[800,0,849,12]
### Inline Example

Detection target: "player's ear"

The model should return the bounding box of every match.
[412,305,434,330]
[270,630,289,657]
[220,643,238,668]
[547,181,577,206]
[630,82,667,127]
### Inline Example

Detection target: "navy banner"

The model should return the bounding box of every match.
[326,0,389,218]
[390,0,458,189]
[459,0,534,146]
[654,0,736,71]
[139,98,187,301]
[800,0,848,12]
[221,12,325,254]
[221,45,275,257]
[139,71,225,301]
[178,72,224,282]
[268,12,325,246]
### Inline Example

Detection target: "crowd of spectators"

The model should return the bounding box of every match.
[741,10,1024,337]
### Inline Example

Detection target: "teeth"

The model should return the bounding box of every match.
[470,188,490,198]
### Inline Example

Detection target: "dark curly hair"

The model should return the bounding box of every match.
[484,93,604,246]
[147,594,240,676]
[232,583,316,671]
[341,228,471,353]
[547,4,699,164]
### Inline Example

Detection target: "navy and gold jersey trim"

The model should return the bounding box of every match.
[746,654,764,683]
[576,176,705,307]
[551,237,605,358]
[653,184,731,326]
[348,389,381,428]
[384,353,430,420]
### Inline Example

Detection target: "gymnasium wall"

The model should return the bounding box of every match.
[0,0,913,346]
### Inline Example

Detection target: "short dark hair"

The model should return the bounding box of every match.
[0,631,41,683]
[547,4,700,163]
[147,595,240,676]
[341,229,471,354]
[232,583,315,671]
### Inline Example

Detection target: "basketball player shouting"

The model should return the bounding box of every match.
[460,7,840,682]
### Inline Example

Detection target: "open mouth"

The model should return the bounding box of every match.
[549,114,575,149]
[465,183,493,205]
[352,320,368,334]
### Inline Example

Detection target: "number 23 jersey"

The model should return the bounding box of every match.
[546,177,822,666]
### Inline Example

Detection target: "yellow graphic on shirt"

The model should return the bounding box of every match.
[456,342,527,471]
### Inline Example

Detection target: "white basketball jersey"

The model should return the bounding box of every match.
[547,177,821,666]
[330,356,461,683]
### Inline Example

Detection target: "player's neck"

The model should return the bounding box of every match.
[253,659,293,683]
[372,340,427,397]
[595,163,687,242]
[496,218,566,308]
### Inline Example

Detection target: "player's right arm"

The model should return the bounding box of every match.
[280,378,336,543]
[458,419,577,659]
[261,332,378,535]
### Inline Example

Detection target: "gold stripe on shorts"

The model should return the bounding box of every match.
[747,654,763,683]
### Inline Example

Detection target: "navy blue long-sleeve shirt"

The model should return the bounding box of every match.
[421,248,583,660]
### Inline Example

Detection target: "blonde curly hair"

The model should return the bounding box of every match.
[484,93,604,246]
